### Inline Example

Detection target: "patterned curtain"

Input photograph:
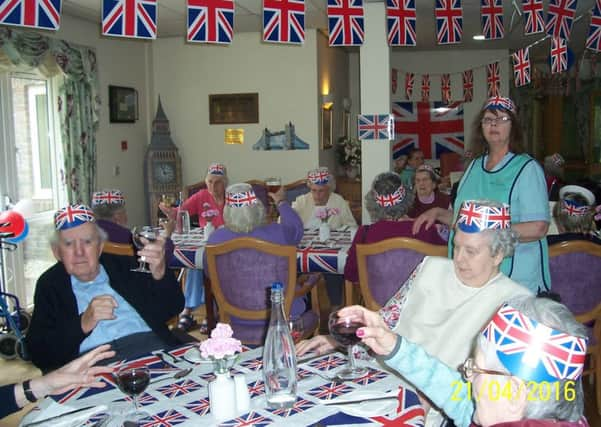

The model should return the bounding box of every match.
[0,28,100,204]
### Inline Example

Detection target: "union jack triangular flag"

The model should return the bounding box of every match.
[102,0,156,39]
[435,0,463,45]
[405,72,415,100]
[441,73,451,104]
[586,0,601,52]
[421,74,430,102]
[328,0,364,46]
[513,47,531,87]
[187,0,234,44]
[357,114,394,140]
[0,0,61,30]
[463,69,473,102]
[386,0,416,47]
[481,0,504,40]
[545,0,577,40]
[550,36,568,73]
[392,67,398,93]
[487,62,500,97]
[522,0,544,35]
[263,0,305,44]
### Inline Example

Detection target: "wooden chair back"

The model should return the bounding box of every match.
[102,241,135,256]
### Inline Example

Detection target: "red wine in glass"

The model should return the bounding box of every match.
[116,366,150,422]
[330,321,363,346]
[328,311,368,380]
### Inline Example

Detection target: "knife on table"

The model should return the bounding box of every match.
[322,395,398,405]
[22,405,104,427]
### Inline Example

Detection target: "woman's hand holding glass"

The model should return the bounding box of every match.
[337,305,398,356]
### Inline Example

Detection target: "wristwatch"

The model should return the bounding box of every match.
[22,380,37,403]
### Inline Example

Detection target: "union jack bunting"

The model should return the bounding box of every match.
[187,0,234,44]
[481,0,504,40]
[421,74,430,102]
[357,114,394,140]
[54,204,95,231]
[0,0,61,30]
[263,0,305,44]
[386,0,416,47]
[456,200,511,233]
[208,162,226,175]
[327,0,364,46]
[184,398,211,416]
[140,409,188,427]
[512,47,531,87]
[561,199,590,216]
[392,101,464,160]
[307,167,331,185]
[545,0,577,40]
[551,36,568,73]
[405,72,415,99]
[220,411,272,427]
[486,61,500,97]
[441,73,451,104]
[435,0,463,45]
[484,95,516,112]
[375,185,406,207]
[156,379,202,399]
[91,189,125,206]
[225,190,258,207]
[371,387,425,427]
[102,0,157,39]
[522,0,544,35]
[482,304,587,383]
[462,69,473,102]
[586,0,601,52]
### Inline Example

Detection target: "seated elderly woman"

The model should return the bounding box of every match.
[548,185,601,245]
[298,200,531,425]
[408,165,451,219]
[344,171,448,283]
[292,166,357,230]
[343,294,588,427]
[91,189,130,243]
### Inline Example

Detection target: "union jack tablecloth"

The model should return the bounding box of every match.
[22,345,424,427]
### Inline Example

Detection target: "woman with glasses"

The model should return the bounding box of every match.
[413,97,550,295]
[342,294,587,427]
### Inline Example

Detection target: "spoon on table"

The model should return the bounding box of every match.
[149,368,192,385]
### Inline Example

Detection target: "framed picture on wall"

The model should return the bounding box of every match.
[109,86,138,123]
[209,93,259,124]
[321,108,333,150]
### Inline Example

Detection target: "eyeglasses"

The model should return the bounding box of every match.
[458,358,512,381]
[481,116,511,126]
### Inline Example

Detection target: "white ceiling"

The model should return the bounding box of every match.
[62,0,597,58]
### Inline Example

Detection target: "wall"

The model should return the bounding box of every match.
[151,30,323,187]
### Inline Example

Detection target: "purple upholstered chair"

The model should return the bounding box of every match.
[205,237,321,346]
[283,179,310,205]
[354,237,447,311]
[548,239,601,413]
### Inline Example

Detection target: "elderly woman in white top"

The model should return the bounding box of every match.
[291,167,357,230]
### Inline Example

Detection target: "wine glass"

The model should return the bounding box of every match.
[265,177,282,222]
[288,316,304,344]
[115,365,151,422]
[131,226,157,273]
[328,309,368,380]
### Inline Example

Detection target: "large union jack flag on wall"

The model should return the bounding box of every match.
[386,0,416,47]
[586,0,601,52]
[550,36,568,73]
[0,0,61,30]
[545,0,577,40]
[513,47,531,87]
[187,0,234,44]
[262,0,305,44]
[102,0,156,39]
[522,0,544,35]
[328,0,364,46]
[392,101,464,160]
[481,0,504,40]
[435,0,463,45]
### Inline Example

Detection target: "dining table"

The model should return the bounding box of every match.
[19,344,425,427]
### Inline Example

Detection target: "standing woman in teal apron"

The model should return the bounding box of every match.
[412,96,551,294]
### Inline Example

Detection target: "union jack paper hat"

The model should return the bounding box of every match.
[559,185,595,217]
[374,185,406,208]
[54,204,96,231]
[551,153,565,167]
[225,190,258,208]
[91,190,125,207]
[307,167,331,185]
[482,304,587,383]
[483,96,516,113]
[416,164,439,177]
[456,201,511,233]
[207,163,226,176]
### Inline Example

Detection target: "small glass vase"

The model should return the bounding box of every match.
[204,221,215,241]
[319,221,331,242]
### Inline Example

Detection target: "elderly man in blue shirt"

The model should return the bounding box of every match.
[26,204,184,372]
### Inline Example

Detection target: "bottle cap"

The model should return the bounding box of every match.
[271,282,283,291]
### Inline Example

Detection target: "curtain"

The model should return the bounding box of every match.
[0,27,100,204]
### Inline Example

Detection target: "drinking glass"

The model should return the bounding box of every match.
[131,226,158,273]
[328,310,368,380]
[115,366,151,422]
[265,177,282,194]
[288,316,304,344]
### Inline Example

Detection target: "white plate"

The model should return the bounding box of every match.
[327,391,398,418]
[183,347,213,364]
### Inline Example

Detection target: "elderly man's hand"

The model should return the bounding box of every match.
[138,235,166,280]
[338,305,398,356]
[81,295,118,334]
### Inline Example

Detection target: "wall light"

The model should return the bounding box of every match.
[322,93,334,110]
